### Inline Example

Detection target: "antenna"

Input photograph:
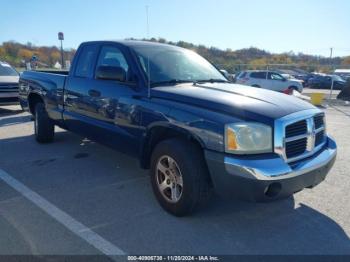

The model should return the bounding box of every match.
[146,5,151,98]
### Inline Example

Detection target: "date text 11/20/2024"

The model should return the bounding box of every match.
[127,255,219,261]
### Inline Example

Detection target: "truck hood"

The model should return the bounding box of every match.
[152,83,315,120]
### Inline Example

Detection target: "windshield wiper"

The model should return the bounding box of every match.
[151,79,195,87]
[194,79,229,84]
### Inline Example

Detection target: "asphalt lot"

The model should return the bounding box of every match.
[0,102,350,256]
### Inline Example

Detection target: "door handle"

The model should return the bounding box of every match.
[88,89,101,97]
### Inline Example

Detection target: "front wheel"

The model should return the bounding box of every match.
[150,138,211,216]
[34,102,55,143]
[289,86,299,92]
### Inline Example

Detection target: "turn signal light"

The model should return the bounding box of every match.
[227,128,238,150]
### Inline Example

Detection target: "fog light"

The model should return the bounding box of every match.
[264,183,282,198]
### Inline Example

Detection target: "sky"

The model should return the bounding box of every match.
[1,0,349,57]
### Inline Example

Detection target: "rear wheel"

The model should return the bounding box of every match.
[252,84,261,88]
[289,86,298,91]
[34,102,55,143]
[150,138,211,216]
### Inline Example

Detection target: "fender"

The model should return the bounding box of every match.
[139,121,206,169]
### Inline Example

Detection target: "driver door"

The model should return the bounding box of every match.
[86,44,141,155]
[268,72,287,91]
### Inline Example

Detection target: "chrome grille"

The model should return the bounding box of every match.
[0,83,19,92]
[286,137,307,158]
[314,114,324,129]
[285,120,307,138]
[315,130,325,146]
[274,109,327,163]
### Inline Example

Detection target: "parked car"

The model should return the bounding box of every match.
[236,70,303,93]
[295,73,316,87]
[19,41,336,216]
[0,61,20,106]
[219,69,235,82]
[308,74,346,90]
[334,69,350,81]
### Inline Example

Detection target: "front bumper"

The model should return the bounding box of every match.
[205,136,337,201]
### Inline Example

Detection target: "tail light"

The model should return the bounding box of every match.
[283,88,293,95]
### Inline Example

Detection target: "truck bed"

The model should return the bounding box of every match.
[19,70,67,116]
[20,70,67,91]
[36,70,69,75]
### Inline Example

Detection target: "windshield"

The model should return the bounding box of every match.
[132,45,226,86]
[0,63,18,76]
[332,75,345,82]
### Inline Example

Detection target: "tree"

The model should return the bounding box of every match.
[18,49,33,61]
[0,47,5,58]
[342,56,350,66]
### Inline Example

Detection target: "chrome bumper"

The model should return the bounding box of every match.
[224,136,337,181]
[205,136,337,201]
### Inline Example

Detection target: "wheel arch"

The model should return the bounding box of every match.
[28,92,44,115]
[140,123,205,169]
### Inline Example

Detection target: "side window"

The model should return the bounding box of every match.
[251,72,266,79]
[96,46,129,73]
[270,73,284,80]
[250,72,258,78]
[75,45,98,78]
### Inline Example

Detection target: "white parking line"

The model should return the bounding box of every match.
[0,169,126,256]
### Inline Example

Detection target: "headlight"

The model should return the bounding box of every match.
[225,123,272,154]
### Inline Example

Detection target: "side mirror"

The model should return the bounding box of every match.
[96,66,126,82]
[282,78,287,82]
[220,69,233,81]
[220,69,229,77]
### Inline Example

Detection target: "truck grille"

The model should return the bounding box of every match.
[0,83,19,92]
[314,114,324,129]
[285,120,307,138]
[315,130,325,146]
[286,138,307,158]
[281,113,326,163]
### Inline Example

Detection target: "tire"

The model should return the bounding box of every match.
[289,86,298,91]
[150,138,211,216]
[252,85,261,88]
[34,102,55,143]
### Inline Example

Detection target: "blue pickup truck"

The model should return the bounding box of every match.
[19,40,337,216]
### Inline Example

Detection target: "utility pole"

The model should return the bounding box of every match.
[58,32,64,69]
[329,47,334,99]
[146,5,151,98]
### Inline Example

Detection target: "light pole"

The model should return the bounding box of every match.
[58,32,64,69]
[329,47,334,99]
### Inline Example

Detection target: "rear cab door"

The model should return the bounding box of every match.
[249,71,266,88]
[63,42,99,131]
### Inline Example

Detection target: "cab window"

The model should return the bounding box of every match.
[96,46,129,73]
[75,44,98,78]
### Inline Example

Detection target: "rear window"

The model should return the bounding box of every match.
[0,62,18,76]
[250,72,266,79]
[75,45,98,78]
